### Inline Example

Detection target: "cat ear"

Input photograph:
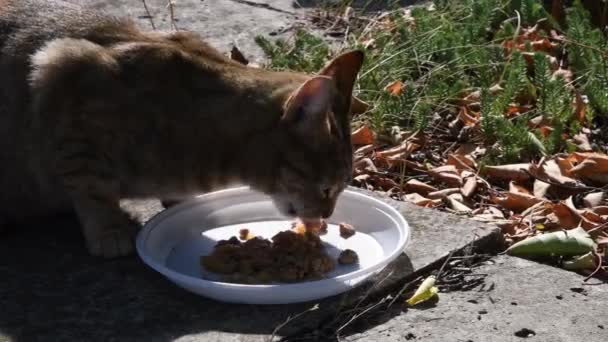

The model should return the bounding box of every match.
[318,50,364,115]
[282,76,334,134]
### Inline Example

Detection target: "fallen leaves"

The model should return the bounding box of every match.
[349,120,608,277]
[384,80,405,96]
[351,125,375,145]
[483,164,531,182]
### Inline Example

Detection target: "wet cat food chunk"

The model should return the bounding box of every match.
[338,249,359,265]
[239,228,255,240]
[339,223,356,239]
[200,226,336,284]
[292,219,328,235]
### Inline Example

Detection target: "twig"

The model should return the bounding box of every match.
[587,221,608,235]
[140,0,156,30]
[269,304,319,342]
[167,0,178,31]
[335,297,389,338]
[435,250,456,280]
[386,275,423,307]
[583,252,604,282]
[498,10,522,84]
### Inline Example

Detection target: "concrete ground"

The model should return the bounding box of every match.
[0,1,606,341]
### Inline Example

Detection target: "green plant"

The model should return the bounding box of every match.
[255,0,607,163]
[566,0,608,117]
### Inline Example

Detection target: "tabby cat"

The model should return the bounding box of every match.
[0,0,364,258]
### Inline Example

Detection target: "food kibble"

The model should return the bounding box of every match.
[239,228,250,240]
[200,223,337,284]
[292,219,328,236]
[338,249,359,265]
[339,223,356,239]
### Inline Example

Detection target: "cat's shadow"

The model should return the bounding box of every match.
[0,215,414,342]
[0,212,412,342]
[0,215,315,341]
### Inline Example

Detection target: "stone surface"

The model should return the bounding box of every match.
[69,0,313,64]
[0,186,499,342]
[343,255,608,342]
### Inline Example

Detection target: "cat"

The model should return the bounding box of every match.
[0,0,365,258]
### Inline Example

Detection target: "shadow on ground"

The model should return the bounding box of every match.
[0,214,416,342]
[0,216,297,341]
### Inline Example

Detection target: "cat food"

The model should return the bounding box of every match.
[338,249,359,265]
[339,223,356,239]
[239,228,254,240]
[291,219,328,235]
[201,225,336,284]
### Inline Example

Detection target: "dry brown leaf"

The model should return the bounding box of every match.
[428,165,463,187]
[583,192,604,208]
[490,192,544,213]
[569,153,608,184]
[427,188,461,200]
[447,154,477,171]
[404,193,442,208]
[447,193,464,203]
[461,174,478,198]
[483,164,531,182]
[529,158,580,187]
[463,90,480,103]
[552,201,582,229]
[454,143,477,156]
[538,125,554,138]
[572,133,592,152]
[533,180,551,199]
[385,80,405,96]
[531,38,559,52]
[472,206,506,221]
[375,138,420,160]
[509,182,532,195]
[351,125,375,145]
[353,157,377,173]
[403,179,438,195]
[581,210,603,224]
[592,206,608,216]
[354,144,375,157]
[447,196,472,212]
[458,106,479,126]
[375,176,400,190]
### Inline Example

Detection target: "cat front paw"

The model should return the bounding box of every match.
[86,227,134,258]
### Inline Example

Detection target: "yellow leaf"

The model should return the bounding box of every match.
[406,276,438,306]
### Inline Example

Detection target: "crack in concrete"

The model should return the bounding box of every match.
[228,0,296,15]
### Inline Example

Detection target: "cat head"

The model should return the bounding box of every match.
[270,50,365,221]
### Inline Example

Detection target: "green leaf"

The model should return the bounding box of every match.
[506,227,596,257]
[563,252,597,270]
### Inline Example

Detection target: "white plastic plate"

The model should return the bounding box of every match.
[136,187,410,304]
